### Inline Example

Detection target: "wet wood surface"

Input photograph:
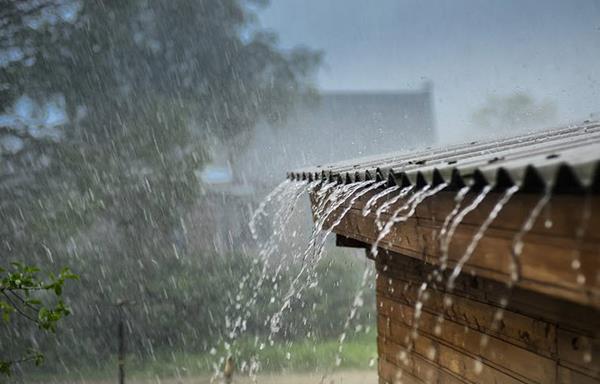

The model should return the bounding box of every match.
[315,189,600,308]
[310,187,600,383]
[376,253,599,384]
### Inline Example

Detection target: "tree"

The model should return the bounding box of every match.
[0,262,78,376]
[0,0,321,372]
[472,92,557,132]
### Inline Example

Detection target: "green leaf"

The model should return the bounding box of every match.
[0,360,11,376]
[10,262,23,269]
[26,298,42,306]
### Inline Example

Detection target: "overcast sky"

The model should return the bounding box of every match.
[258,0,600,143]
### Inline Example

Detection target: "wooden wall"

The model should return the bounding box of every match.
[315,186,600,383]
[375,250,600,384]
[321,190,600,308]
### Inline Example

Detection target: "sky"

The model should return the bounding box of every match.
[258,0,600,143]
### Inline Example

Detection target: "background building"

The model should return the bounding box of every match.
[192,84,437,253]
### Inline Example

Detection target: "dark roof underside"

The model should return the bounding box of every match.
[287,121,600,194]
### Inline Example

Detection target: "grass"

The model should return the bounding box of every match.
[25,332,377,383]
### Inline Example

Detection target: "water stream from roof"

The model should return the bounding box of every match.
[436,185,471,274]
[248,179,292,241]
[471,187,554,359]
[371,183,448,258]
[509,188,551,286]
[311,180,386,261]
[232,174,578,380]
[362,185,400,216]
[245,181,313,311]
[334,266,374,367]
[398,184,493,365]
[273,181,373,318]
[297,180,384,326]
[214,179,307,380]
[374,186,414,230]
[572,193,592,290]
[446,185,519,290]
[439,185,492,271]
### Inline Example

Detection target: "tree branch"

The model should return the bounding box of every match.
[1,290,38,323]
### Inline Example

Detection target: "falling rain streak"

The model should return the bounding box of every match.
[236,171,590,380]
[509,188,552,286]
[3,2,599,383]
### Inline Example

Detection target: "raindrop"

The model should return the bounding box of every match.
[474,359,484,374]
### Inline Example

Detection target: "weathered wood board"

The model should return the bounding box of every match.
[315,189,600,308]
[376,252,599,384]
[312,187,600,383]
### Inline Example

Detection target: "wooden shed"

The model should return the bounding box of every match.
[289,123,600,383]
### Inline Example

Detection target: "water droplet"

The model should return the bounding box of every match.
[480,334,489,347]
[398,350,408,364]
[494,309,504,321]
[427,346,436,360]
[443,296,453,307]
[474,359,483,374]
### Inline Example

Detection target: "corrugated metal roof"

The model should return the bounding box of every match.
[287,121,600,194]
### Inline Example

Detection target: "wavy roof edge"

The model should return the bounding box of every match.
[286,121,600,194]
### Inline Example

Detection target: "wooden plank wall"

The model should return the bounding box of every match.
[315,186,600,383]
[376,251,600,384]
[319,190,600,309]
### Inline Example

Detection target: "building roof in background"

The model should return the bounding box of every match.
[236,86,436,184]
[288,121,600,194]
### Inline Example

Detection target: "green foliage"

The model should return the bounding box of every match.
[216,332,376,373]
[25,335,377,382]
[0,0,322,379]
[1,249,374,378]
[0,0,321,289]
[0,263,78,376]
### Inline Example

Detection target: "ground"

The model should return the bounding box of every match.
[49,370,377,384]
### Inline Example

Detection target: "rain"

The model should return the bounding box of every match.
[1,1,599,384]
